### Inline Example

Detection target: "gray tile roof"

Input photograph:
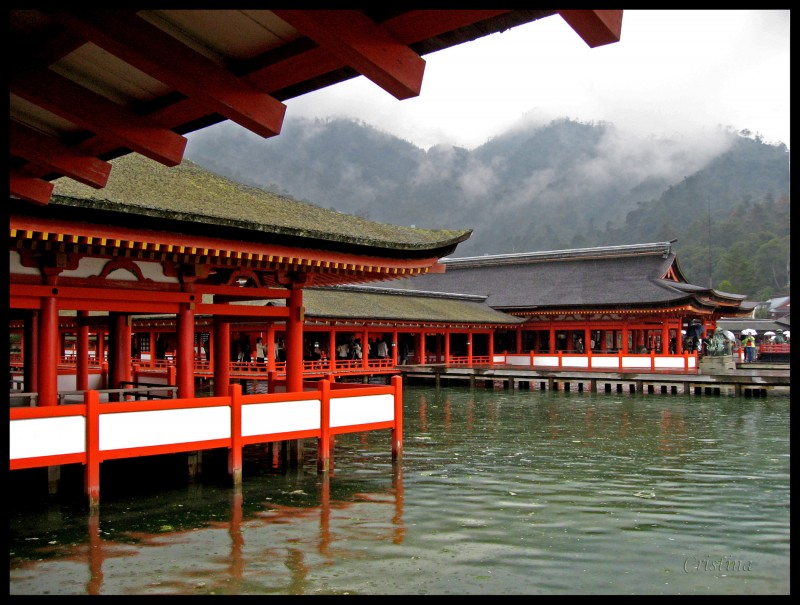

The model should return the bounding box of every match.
[382,242,747,311]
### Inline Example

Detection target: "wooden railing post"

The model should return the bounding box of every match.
[391,375,403,462]
[317,379,331,473]
[84,389,101,510]
[228,383,243,487]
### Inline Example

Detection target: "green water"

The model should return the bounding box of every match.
[9,386,790,595]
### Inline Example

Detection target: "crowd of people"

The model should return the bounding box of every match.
[232,333,409,365]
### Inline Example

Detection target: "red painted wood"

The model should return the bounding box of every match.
[38,296,59,406]
[557,10,623,48]
[318,379,331,472]
[9,169,54,205]
[11,68,186,167]
[228,383,242,481]
[84,389,100,507]
[177,304,195,399]
[286,288,304,392]
[10,121,111,188]
[273,10,425,100]
[48,10,286,139]
[392,375,403,461]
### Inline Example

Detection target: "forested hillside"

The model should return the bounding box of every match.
[185,118,790,299]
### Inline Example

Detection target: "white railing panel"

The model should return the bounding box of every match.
[590,357,621,368]
[10,416,86,459]
[99,407,230,450]
[331,394,394,428]
[242,399,320,437]
[532,356,560,367]
[621,357,652,368]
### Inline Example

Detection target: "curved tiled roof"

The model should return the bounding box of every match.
[303,286,522,325]
[384,242,748,311]
[47,154,472,255]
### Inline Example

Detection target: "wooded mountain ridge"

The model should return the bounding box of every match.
[185,117,790,299]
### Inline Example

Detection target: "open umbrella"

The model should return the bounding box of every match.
[723,330,736,341]
[763,331,776,337]
[686,323,705,339]
[741,328,757,336]
[783,331,790,338]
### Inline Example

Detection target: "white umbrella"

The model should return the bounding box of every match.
[763,331,776,336]
[741,328,757,336]
[723,330,736,341]
[783,331,790,338]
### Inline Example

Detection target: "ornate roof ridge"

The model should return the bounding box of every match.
[442,241,676,268]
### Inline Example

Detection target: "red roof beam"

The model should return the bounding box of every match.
[10,69,186,167]
[9,168,55,205]
[47,9,286,139]
[273,10,426,100]
[557,10,623,48]
[10,121,111,189]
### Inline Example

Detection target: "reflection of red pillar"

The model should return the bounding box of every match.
[286,287,304,392]
[38,296,59,406]
[77,311,89,391]
[87,509,104,595]
[214,319,231,397]
[177,303,195,399]
[392,465,405,544]
[229,488,244,586]
[319,472,331,558]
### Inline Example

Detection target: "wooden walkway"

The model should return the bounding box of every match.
[398,361,790,398]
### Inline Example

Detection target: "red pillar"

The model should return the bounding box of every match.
[549,326,556,354]
[286,287,304,392]
[488,331,494,365]
[177,304,195,399]
[328,329,337,372]
[622,323,629,354]
[362,328,369,369]
[466,332,473,365]
[266,325,276,371]
[392,330,399,365]
[516,327,522,354]
[419,331,426,364]
[444,331,451,363]
[108,313,131,401]
[24,310,39,393]
[77,311,89,391]
[214,318,231,396]
[38,296,59,406]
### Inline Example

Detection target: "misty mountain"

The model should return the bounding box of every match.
[185,117,790,297]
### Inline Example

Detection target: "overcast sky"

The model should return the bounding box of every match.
[279,10,790,151]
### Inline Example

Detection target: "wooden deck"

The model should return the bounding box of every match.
[398,361,790,398]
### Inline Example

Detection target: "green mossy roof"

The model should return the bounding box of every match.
[50,153,471,252]
[231,286,522,325]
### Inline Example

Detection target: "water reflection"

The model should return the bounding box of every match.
[10,387,790,595]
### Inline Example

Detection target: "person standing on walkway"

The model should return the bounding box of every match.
[744,335,756,362]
